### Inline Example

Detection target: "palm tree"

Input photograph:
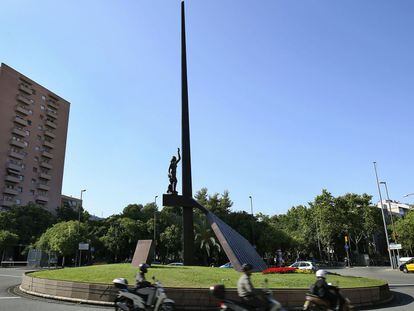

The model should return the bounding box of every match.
[195,219,221,266]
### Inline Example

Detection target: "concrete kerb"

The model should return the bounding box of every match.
[20,272,393,309]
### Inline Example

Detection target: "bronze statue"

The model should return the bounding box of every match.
[167,148,181,194]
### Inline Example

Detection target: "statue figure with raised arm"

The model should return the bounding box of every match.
[167,148,181,194]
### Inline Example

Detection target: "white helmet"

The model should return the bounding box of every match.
[316,269,327,278]
[113,278,128,288]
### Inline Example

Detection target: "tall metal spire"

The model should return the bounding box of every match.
[181,0,194,265]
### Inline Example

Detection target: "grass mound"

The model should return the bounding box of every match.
[30,264,386,288]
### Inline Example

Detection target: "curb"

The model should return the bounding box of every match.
[18,285,115,306]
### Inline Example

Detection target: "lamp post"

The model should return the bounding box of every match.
[153,195,158,262]
[77,189,86,267]
[249,195,255,246]
[373,162,394,269]
[379,181,399,265]
[403,193,414,198]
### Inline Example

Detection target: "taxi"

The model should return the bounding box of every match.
[399,258,414,273]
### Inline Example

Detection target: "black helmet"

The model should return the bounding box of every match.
[242,263,253,272]
[139,263,149,273]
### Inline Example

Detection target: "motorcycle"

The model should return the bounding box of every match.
[210,281,285,311]
[303,284,353,311]
[113,276,175,311]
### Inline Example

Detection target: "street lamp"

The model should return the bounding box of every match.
[153,195,158,261]
[403,193,414,198]
[379,181,399,264]
[78,189,87,231]
[77,189,86,267]
[373,162,393,269]
[249,195,255,246]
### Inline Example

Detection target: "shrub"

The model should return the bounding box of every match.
[262,267,297,274]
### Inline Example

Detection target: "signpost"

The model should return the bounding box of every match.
[389,243,402,250]
[78,243,89,267]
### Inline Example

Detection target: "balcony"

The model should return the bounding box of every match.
[39,173,51,180]
[1,199,15,207]
[47,100,58,110]
[46,110,57,119]
[19,83,33,95]
[5,175,20,183]
[43,140,55,149]
[40,161,52,169]
[14,117,28,127]
[10,139,26,149]
[44,130,56,139]
[45,120,57,129]
[37,183,50,191]
[42,151,53,159]
[36,195,49,203]
[7,162,22,172]
[9,151,24,160]
[12,128,26,137]
[15,105,30,116]
[3,187,18,196]
[16,94,32,105]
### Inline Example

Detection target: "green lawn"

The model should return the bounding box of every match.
[30,264,386,288]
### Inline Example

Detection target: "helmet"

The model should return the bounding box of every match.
[139,263,149,273]
[112,278,128,289]
[316,269,327,279]
[242,263,253,272]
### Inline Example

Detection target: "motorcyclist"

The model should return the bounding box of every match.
[237,263,263,309]
[135,263,154,305]
[311,269,343,310]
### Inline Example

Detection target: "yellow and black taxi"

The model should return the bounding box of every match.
[399,257,414,273]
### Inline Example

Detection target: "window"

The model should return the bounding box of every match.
[40,105,45,110]
[34,156,39,162]
[30,190,35,195]
[17,186,23,193]
[28,109,33,115]
[35,146,40,151]
[37,135,41,141]
[27,120,32,125]
[15,199,21,204]
[31,178,36,184]
[25,130,30,136]
[41,95,46,101]
[18,175,24,181]
[33,167,38,173]
[37,125,43,130]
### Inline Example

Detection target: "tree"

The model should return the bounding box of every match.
[395,211,414,255]
[0,230,18,261]
[160,225,182,263]
[100,217,147,262]
[194,219,221,265]
[36,220,89,266]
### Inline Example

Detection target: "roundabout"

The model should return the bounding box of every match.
[20,264,392,310]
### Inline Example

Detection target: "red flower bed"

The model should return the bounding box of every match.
[262,267,297,274]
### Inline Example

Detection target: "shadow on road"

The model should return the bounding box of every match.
[360,290,414,310]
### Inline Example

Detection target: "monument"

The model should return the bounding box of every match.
[162,1,267,272]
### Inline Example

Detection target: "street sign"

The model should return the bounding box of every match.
[78,243,89,250]
[389,243,402,250]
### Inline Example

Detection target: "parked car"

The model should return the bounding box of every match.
[399,258,414,273]
[219,262,233,268]
[289,261,318,271]
[167,262,184,266]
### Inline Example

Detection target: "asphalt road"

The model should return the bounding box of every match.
[0,268,110,311]
[328,267,414,311]
[0,266,413,310]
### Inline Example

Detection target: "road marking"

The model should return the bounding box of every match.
[0,296,21,299]
[0,274,21,278]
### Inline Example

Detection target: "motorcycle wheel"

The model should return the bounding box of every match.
[115,297,133,311]
[160,302,175,311]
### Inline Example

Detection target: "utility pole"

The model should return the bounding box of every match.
[153,195,158,262]
[373,162,394,269]
[249,195,255,246]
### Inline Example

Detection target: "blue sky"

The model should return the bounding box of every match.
[1,0,414,217]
